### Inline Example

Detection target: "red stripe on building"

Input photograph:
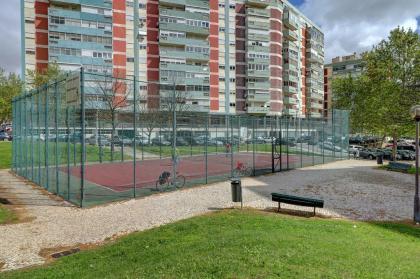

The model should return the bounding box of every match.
[301,27,307,115]
[147,1,159,109]
[35,1,49,72]
[235,3,246,112]
[269,8,282,113]
[113,0,126,104]
[209,0,219,111]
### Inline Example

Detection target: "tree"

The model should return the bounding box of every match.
[0,69,22,124]
[333,27,420,156]
[88,72,131,161]
[26,62,64,88]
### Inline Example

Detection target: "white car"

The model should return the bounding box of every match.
[349,145,363,154]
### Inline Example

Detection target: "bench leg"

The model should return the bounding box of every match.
[313,207,316,216]
[278,202,281,212]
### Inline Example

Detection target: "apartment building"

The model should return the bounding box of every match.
[22,0,324,117]
[324,53,363,117]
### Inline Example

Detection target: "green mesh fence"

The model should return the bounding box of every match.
[12,70,349,207]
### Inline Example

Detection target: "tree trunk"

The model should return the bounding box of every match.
[111,111,116,162]
[392,129,397,161]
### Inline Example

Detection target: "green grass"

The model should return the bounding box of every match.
[2,210,420,278]
[0,142,12,169]
[0,205,17,224]
[139,144,319,157]
[379,164,420,175]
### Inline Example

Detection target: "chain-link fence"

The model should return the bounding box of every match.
[12,69,349,207]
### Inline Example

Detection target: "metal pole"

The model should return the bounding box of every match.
[37,90,41,184]
[30,93,34,179]
[172,82,177,181]
[205,115,208,184]
[80,67,86,207]
[66,107,70,201]
[415,120,420,222]
[55,81,60,195]
[45,85,50,190]
[24,94,28,177]
[252,117,256,175]
[133,76,137,198]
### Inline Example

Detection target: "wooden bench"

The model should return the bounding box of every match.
[387,161,412,172]
[271,193,324,215]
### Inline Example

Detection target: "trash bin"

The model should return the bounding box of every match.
[376,154,383,165]
[231,178,242,202]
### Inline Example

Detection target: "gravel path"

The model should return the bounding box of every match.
[0,160,415,271]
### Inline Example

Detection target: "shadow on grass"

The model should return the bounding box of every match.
[370,221,420,239]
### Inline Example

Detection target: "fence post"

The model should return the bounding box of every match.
[24,94,28,177]
[252,117,256,174]
[205,115,208,184]
[230,116,234,177]
[30,92,34,179]
[66,107,70,201]
[45,84,50,190]
[37,90,41,183]
[286,117,289,170]
[133,75,137,198]
[80,67,86,207]
[55,81,60,195]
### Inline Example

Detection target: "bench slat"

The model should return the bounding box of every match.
[271,193,324,208]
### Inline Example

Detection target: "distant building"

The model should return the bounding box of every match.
[22,0,324,117]
[324,53,363,117]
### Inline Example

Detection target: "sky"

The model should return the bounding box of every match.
[0,0,419,75]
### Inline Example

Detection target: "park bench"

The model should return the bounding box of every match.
[387,161,412,172]
[271,193,324,215]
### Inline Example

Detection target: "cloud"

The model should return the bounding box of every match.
[298,0,420,63]
[0,0,21,75]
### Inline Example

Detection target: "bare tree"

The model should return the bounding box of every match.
[88,71,131,161]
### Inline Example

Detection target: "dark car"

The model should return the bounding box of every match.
[397,150,414,160]
[275,137,296,147]
[0,132,10,141]
[296,135,311,143]
[358,148,381,160]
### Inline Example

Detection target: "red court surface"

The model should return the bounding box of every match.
[68,153,301,192]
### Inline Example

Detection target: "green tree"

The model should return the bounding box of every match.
[26,62,64,88]
[333,27,420,155]
[0,69,22,123]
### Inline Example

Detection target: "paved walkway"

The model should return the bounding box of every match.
[0,160,415,271]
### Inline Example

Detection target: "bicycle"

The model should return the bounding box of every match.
[233,161,253,177]
[155,171,186,192]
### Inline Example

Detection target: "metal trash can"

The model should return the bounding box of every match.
[377,154,383,165]
[231,178,242,202]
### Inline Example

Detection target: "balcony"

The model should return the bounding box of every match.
[306,52,324,64]
[283,108,297,115]
[309,102,324,109]
[283,73,298,83]
[185,24,209,36]
[246,8,270,18]
[247,32,270,42]
[186,51,209,61]
[283,86,298,94]
[283,17,298,31]
[247,106,270,114]
[160,49,186,59]
[160,63,209,74]
[284,29,298,41]
[247,45,269,53]
[160,0,185,7]
[245,0,270,8]
[186,0,209,9]
[159,22,186,33]
[185,76,210,86]
[247,93,270,102]
[309,92,324,101]
[283,63,298,72]
[247,69,270,78]
[246,19,270,30]
[283,97,297,105]
[308,112,322,118]
[247,81,270,90]
[160,8,209,21]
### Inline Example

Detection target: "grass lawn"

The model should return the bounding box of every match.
[0,142,12,169]
[139,143,319,157]
[2,210,420,278]
[0,205,17,224]
[379,164,420,175]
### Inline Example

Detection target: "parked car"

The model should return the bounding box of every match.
[275,137,296,147]
[397,150,415,160]
[358,148,381,160]
[349,145,363,155]
[151,137,171,146]
[207,138,224,146]
[0,132,10,141]
[132,136,150,146]
[88,135,110,146]
[110,136,131,146]
[319,141,342,152]
[296,135,311,143]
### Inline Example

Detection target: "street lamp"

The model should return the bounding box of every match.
[410,105,420,223]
